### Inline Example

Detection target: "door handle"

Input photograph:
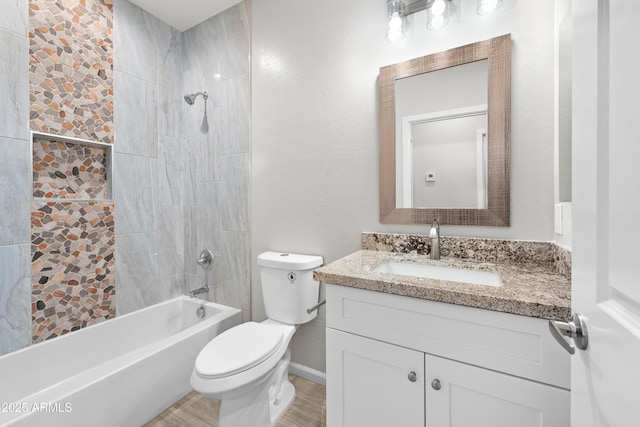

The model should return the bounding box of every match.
[548,313,588,354]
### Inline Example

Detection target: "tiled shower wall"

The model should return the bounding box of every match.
[0,0,251,355]
[113,0,251,320]
[181,4,251,320]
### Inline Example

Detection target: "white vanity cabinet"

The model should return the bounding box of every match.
[326,284,570,427]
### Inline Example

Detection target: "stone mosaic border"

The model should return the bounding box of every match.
[29,0,114,144]
[31,201,115,343]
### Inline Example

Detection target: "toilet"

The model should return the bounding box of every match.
[190,251,323,427]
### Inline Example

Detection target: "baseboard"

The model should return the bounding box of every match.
[289,361,326,386]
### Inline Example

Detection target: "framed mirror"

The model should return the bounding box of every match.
[379,34,511,226]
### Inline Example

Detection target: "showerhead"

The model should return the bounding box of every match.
[184,91,208,105]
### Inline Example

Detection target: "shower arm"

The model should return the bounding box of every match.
[193,92,208,100]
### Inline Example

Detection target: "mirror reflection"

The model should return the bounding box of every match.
[395,60,489,209]
[409,113,488,208]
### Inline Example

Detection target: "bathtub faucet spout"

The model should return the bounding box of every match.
[189,285,210,298]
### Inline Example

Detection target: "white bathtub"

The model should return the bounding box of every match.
[0,296,242,426]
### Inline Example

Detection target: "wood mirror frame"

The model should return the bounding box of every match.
[379,34,511,226]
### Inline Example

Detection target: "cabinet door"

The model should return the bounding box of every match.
[327,328,425,427]
[426,355,569,427]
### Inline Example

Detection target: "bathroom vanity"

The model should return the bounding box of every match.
[315,233,572,427]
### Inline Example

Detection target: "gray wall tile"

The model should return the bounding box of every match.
[114,153,157,234]
[114,71,158,157]
[115,231,159,315]
[113,0,158,83]
[157,206,185,278]
[0,0,28,36]
[0,27,28,140]
[220,154,249,232]
[0,137,30,246]
[0,245,30,355]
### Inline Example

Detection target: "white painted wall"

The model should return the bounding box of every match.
[252,0,557,373]
[554,0,573,249]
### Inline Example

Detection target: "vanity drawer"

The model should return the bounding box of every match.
[326,284,570,389]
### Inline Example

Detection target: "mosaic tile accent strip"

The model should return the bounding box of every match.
[29,0,114,144]
[33,135,109,200]
[31,201,115,343]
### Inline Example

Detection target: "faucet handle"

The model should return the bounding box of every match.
[197,249,214,270]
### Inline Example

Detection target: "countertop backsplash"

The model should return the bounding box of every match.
[361,232,571,280]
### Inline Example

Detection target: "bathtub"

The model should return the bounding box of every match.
[0,296,242,426]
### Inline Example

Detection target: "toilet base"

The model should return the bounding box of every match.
[217,351,295,427]
[269,380,295,425]
[217,379,296,427]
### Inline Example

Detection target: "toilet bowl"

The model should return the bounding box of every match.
[190,251,323,427]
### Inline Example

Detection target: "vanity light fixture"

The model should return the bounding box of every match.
[385,0,505,42]
[385,0,453,42]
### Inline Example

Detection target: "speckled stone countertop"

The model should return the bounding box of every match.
[314,234,571,321]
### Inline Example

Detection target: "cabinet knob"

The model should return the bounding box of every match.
[408,371,417,382]
[431,379,441,390]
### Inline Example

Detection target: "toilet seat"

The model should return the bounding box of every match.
[195,322,284,379]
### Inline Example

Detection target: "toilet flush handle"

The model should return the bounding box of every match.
[306,299,326,314]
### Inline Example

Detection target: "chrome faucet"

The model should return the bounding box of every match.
[189,250,214,298]
[429,218,440,260]
[189,285,209,298]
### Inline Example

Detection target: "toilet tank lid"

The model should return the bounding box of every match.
[258,251,323,270]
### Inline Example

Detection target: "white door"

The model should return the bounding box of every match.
[326,328,424,427]
[425,355,569,426]
[570,0,640,425]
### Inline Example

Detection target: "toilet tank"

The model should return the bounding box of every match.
[258,251,323,325]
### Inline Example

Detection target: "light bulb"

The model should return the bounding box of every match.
[389,12,402,30]
[478,0,502,15]
[431,0,446,16]
[387,11,405,42]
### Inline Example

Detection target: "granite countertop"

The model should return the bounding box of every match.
[314,249,571,321]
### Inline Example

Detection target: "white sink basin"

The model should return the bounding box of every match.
[373,260,501,287]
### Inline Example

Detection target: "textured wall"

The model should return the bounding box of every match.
[252,0,557,373]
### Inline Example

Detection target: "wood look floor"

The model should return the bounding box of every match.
[145,374,326,427]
